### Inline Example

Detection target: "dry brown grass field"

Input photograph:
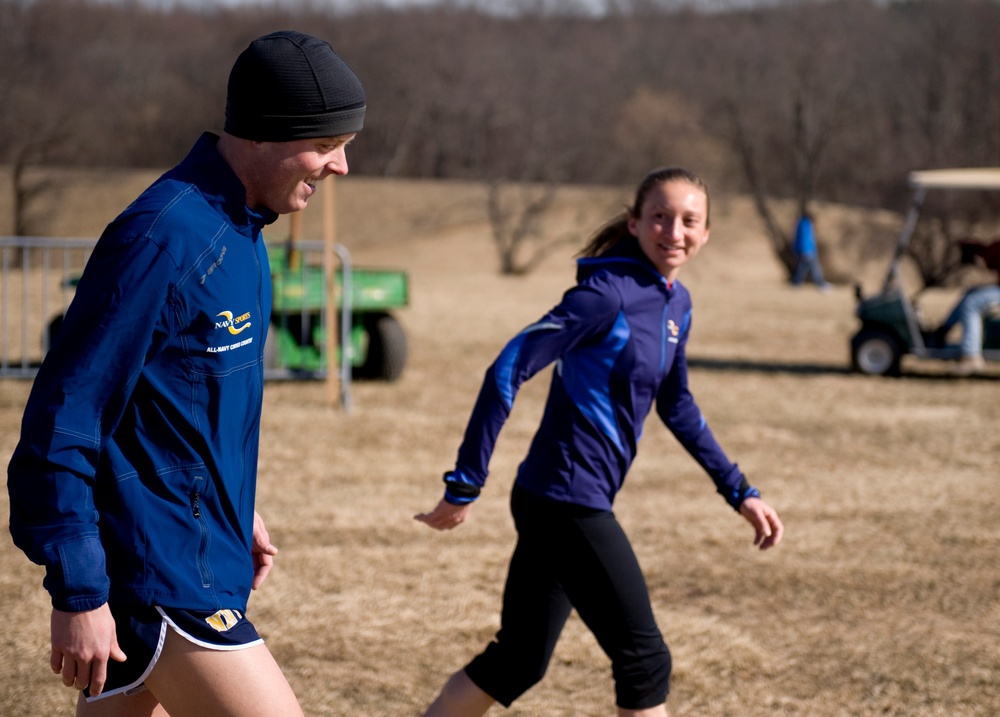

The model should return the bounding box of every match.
[1,173,998,716]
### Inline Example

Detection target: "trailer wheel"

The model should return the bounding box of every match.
[355,313,407,381]
[851,329,902,376]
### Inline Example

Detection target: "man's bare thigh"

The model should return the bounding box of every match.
[78,629,303,717]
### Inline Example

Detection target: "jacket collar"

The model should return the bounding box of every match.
[576,236,669,288]
[167,133,278,236]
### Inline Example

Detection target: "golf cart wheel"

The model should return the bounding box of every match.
[851,329,902,376]
[355,313,407,382]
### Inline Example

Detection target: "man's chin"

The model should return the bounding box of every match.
[285,195,311,214]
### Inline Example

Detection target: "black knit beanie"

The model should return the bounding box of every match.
[224,30,366,142]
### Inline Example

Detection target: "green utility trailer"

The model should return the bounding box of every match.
[266,245,409,381]
[44,244,409,382]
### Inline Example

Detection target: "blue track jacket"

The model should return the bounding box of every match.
[452,238,750,511]
[7,134,275,613]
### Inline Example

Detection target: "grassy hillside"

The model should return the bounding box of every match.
[1,172,997,716]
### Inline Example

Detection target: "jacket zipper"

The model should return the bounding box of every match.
[190,481,213,588]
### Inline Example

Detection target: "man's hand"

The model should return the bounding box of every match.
[739,496,784,550]
[251,510,279,590]
[414,498,473,531]
[50,604,126,697]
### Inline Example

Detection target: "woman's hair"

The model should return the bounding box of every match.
[579,166,710,258]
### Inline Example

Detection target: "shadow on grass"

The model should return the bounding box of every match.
[687,356,849,376]
[687,356,1000,381]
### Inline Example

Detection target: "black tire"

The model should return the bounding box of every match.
[354,313,407,382]
[851,328,902,376]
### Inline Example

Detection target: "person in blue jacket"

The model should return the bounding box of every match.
[7,31,364,717]
[791,210,830,290]
[415,167,784,717]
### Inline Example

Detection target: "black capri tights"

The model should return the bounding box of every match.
[465,485,671,710]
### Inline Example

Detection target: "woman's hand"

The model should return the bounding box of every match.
[739,497,784,550]
[414,498,473,531]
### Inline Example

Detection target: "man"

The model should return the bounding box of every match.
[7,30,364,716]
[936,240,1000,375]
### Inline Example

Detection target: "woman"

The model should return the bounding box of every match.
[415,167,784,717]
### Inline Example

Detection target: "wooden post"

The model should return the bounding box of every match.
[322,178,340,407]
[288,211,302,269]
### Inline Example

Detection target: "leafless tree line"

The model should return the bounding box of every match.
[2,0,999,277]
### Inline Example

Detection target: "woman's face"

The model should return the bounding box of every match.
[627,179,710,282]
[244,134,356,215]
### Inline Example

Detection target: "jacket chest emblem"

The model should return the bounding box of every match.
[206,309,255,354]
[666,318,680,344]
[215,310,252,335]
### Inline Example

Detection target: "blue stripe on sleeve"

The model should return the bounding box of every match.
[494,322,562,410]
[558,310,630,454]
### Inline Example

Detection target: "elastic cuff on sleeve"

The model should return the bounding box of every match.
[45,535,111,611]
[443,470,482,506]
[443,489,477,506]
[725,476,761,511]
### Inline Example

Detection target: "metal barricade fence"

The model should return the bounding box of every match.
[0,237,352,408]
[0,236,94,378]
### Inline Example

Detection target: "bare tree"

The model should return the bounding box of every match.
[487,182,558,275]
[11,138,66,238]
[711,1,880,280]
[2,0,999,260]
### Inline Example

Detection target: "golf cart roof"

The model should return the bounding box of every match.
[881,167,1000,291]
[908,168,1000,191]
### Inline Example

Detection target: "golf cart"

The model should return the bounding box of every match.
[850,168,1000,376]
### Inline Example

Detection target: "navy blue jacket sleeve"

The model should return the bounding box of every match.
[452,278,622,488]
[655,315,749,510]
[7,231,174,611]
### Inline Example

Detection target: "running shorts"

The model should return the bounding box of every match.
[84,603,262,701]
